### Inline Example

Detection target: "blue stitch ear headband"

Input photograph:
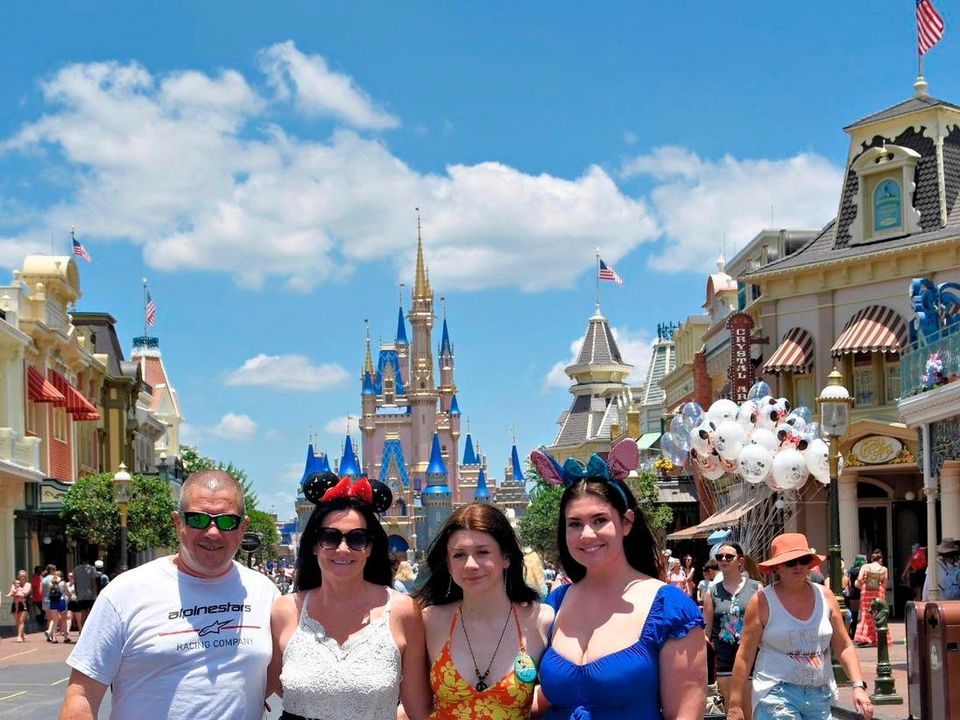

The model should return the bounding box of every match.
[530,438,639,507]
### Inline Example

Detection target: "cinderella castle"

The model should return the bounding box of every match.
[296,224,529,554]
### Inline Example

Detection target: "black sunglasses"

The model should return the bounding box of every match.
[716,553,738,561]
[180,511,244,532]
[783,554,815,568]
[318,527,372,551]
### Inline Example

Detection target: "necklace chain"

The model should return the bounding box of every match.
[459,602,513,692]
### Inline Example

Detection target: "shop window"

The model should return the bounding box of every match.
[885,362,901,403]
[53,407,68,441]
[793,374,815,411]
[873,179,902,233]
[25,401,37,435]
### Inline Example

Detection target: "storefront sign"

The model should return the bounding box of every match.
[852,436,903,465]
[726,313,755,403]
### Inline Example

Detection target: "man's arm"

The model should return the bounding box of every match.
[59,669,108,720]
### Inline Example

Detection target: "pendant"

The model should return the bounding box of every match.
[514,651,538,683]
[475,680,488,692]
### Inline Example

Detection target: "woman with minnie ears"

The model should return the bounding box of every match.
[531,440,707,720]
[413,503,553,720]
[266,472,432,720]
[726,533,873,720]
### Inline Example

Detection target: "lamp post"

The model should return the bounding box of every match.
[113,463,132,572]
[817,368,855,683]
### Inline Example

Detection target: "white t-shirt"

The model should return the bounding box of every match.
[67,557,279,720]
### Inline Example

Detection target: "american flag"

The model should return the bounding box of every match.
[917,0,945,55]
[72,237,92,262]
[598,258,624,285]
[145,292,157,327]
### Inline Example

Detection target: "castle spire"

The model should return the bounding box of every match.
[440,298,453,356]
[364,319,374,375]
[413,207,430,301]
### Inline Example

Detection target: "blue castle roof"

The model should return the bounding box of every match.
[338,435,362,477]
[422,484,451,495]
[440,318,452,355]
[511,444,524,482]
[362,370,375,395]
[462,434,478,465]
[426,432,448,476]
[316,452,331,473]
[474,466,490,499]
[449,394,461,416]
[374,350,405,395]
[300,443,321,488]
[396,306,408,345]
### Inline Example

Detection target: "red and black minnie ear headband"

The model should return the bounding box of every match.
[302,471,393,514]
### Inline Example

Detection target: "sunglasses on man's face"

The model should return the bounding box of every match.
[783,554,815,568]
[716,553,738,562]
[180,511,244,532]
[317,527,372,551]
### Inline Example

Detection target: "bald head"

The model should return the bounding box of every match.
[179,470,245,514]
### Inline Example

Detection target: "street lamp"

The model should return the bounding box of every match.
[817,368,855,683]
[113,463,132,572]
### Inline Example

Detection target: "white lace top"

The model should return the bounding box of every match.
[280,589,402,720]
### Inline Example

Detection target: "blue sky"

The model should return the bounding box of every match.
[0,2,955,518]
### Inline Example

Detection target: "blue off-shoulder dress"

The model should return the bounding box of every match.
[541,583,704,720]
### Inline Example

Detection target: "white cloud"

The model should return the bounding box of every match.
[257,41,399,130]
[323,416,352,435]
[545,326,654,390]
[1,48,660,292]
[225,354,350,391]
[180,412,258,443]
[620,147,841,273]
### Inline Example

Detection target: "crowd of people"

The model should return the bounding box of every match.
[41,439,884,720]
[5,559,107,644]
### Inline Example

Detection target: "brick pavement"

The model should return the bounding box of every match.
[0,628,74,666]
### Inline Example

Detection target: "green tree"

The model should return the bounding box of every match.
[62,472,177,551]
[625,469,674,532]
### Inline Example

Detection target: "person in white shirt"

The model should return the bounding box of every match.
[58,470,279,720]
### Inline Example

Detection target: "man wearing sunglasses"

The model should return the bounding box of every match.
[59,470,280,720]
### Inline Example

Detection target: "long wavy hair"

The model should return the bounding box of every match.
[294,498,391,591]
[414,503,540,607]
[557,479,660,582]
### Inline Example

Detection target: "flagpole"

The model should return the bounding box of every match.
[142,278,148,338]
[595,248,600,313]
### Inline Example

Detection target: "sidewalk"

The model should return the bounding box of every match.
[832,620,909,720]
[0,627,76,666]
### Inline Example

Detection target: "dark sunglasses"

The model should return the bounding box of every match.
[716,553,738,561]
[318,527,372,551]
[783,554,815,568]
[180,511,244,532]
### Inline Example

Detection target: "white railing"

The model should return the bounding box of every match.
[0,427,41,471]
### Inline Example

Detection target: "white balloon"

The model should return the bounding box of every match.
[771,448,809,490]
[691,420,716,456]
[736,400,759,432]
[749,428,780,452]
[738,443,774,485]
[755,396,778,430]
[708,399,739,425]
[714,420,746,461]
[803,438,831,485]
[701,462,726,481]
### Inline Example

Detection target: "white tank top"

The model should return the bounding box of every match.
[752,582,837,707]
[280,589,402,720]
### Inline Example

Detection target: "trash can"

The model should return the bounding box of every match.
[924,601,960,719]
[906,601,930,720]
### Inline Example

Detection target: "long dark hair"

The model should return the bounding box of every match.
[557,479,660,582]
[414,503,540,607]
[294,498,392,590]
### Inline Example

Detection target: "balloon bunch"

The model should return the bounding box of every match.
[660,381,831,491]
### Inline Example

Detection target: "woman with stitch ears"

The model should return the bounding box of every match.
[413,503,553,720]
[266,472,432,720]
[531,439,707,720]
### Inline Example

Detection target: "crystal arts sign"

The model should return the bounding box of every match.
[726,313,755,404]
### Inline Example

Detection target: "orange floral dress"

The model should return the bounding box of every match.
[429,605,535,720]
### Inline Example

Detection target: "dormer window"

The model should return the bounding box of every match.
[850,143,922,244]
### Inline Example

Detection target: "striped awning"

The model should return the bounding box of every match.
[764,328,814,374]
[26,366,65,404]
[665,496,764,540]
[830,305,908,356]
[50,371,101,421]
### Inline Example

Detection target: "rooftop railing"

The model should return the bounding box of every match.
[900,325,960,398]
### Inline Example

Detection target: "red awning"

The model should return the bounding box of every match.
[26,366,65,404]
[831,305,908,356]
[764,327,814,374]
[49,371,101,421]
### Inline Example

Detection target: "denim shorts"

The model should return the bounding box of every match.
[755,681,833,720]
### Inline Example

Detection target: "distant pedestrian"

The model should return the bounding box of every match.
[45,570,67,643]
[923,537,960,600]
[854,549,889,647]
[727,532,873,720]
[7,570,31,642]
[30,565,44,626]
[93,559,109,593]
[806,548,825,585]
[901,543,927,600]
[71,557,98,632]
[682,554,697,596]
[845,555,865,638]
[40,564,55,623]
[697,560,720,606]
